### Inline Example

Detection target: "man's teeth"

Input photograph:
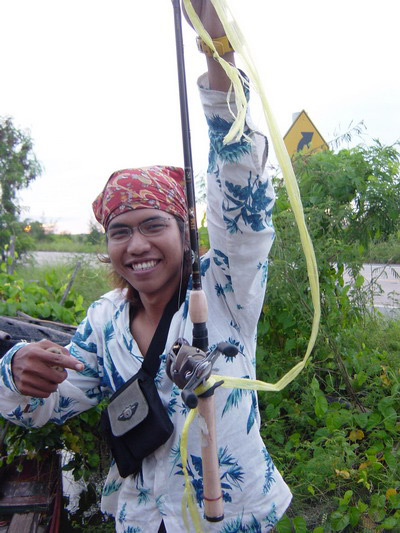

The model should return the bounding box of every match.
[131,260,157,271]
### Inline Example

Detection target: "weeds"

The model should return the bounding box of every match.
[15,256,112,311]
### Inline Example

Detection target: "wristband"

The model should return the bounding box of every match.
[196,35,233,57]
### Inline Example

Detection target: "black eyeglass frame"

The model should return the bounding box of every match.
[106,216,173,244]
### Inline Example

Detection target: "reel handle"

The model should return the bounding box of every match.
[182,389,198,409]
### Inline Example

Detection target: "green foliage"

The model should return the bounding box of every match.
[25,220,47,240]
[258,139,400,531]
[0,251,111,494]
[0,400,110,490]
[86,219,105,246]
[16,258,112,310]
[199,212,210,253]
[363,233,400,264]
[0,256,86,324]
[288,140,400,251]
[262,309,400,530]
[0,117,42,256]
[26,231,106,254]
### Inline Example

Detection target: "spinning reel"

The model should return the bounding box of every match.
[166,340,238,409]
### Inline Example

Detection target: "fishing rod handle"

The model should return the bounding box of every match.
[189,289,208,352]
[188,289,208,323]
[197,394,224,522]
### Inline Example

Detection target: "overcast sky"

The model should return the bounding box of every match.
[1,0,399,233]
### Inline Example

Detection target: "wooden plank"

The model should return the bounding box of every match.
[0,453,60,512]
[0,316,74,357]
[8,511,40,533]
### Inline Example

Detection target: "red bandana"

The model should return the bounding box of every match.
[92,166,187,230]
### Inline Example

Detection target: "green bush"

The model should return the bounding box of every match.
[28,232,106,254]
[15,258,112,311]
[0,252,111,496]
[363,233,400,264]
[257,142,400,530]
[0,259,86,325]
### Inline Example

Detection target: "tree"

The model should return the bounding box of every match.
[258,139,400,532]
[350,141,400,244]
[261,138,400,372]
[0,116,42,254]
[24,220,47,240]
[275,140,400,253]
[86,219,104,245]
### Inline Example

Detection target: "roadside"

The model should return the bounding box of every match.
[27,250,100,267]
[29,252,400,315]
[343,263,400,316]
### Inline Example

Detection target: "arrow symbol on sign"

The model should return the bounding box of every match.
[297,132,314,152]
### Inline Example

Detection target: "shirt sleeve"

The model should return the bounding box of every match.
[0,307,104,428]
[198,72,275,336]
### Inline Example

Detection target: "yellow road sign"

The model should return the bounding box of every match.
[284,110,328,158]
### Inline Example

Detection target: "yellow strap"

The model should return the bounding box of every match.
[180,407,204,532]
[183,0,248,143]
[183,0,321,392]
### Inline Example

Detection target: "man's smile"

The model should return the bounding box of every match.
[129,260,160,272]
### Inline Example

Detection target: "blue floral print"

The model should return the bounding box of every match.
[223,173,274,233]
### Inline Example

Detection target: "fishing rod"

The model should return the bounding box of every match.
[167,0,237,523]
[171,0,207,352]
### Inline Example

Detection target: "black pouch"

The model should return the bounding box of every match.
[100,290,182,478]
[100,368,173,478]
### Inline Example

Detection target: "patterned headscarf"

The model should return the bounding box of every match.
[92,166,187,230]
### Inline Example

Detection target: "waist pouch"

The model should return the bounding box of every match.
[100,367,174,478]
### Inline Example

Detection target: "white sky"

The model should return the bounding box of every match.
[1,0,399,234]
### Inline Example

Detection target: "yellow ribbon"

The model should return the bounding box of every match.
[180,1,321,530]
[183,0,320,364]
[180,407,202,532]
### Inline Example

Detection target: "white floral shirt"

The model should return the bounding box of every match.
[0,74,292,532]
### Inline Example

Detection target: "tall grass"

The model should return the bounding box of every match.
[16,258,113,311]
[32,238,105,254]
[363,234,400,264]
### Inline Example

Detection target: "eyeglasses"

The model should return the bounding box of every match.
[106,217,173,244]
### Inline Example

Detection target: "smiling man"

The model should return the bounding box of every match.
[0,1,291,531]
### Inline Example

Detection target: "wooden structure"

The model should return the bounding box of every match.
[0,315,74,532]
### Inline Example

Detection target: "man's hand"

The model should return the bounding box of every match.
[11,340,84,398]
[182,0,225,39]
[181,0,234,91]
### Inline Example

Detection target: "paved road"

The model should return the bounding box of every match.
[343,263,400,312]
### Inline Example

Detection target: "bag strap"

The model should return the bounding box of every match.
[141,289,184,378]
